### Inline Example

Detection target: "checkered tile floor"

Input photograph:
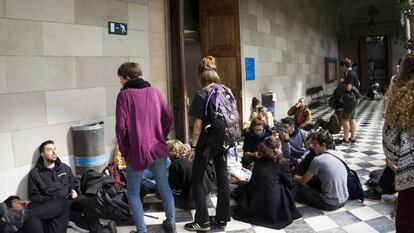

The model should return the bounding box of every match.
[69,98,395,233]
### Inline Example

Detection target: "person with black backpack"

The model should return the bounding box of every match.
[185,56,240,232]
[293,130,349,211]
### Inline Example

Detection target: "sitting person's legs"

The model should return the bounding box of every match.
[297,184,343,211]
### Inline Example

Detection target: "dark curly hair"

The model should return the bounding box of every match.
[309,129,333,149]
[257,136,284,162]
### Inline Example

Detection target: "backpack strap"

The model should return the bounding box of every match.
[204,84,220,116]
[325,151,350,172]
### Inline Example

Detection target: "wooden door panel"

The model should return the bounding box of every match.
[206,15,236,52]
[200,0,242,117]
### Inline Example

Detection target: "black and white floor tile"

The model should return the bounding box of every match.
[69,99,395,233]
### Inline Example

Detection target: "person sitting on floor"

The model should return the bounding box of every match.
[293,130,349,211]
[167,139,212,210]
[28,140,116,233]
[313,113,341,135]
[364,159,397,201]
[280,117,308,160]
[256,106,274,129]
[287,98,313,131]
[233,136,302,229]
[0,195,72,233]
[226,145,252,183]
[249,97,262,120]
[293,133,321,190]
[366,82,383,100]
[242,117,272,169]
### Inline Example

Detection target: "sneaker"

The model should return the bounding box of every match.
[210,216,226,229]
[363,189,381,200]
[382,194,397,202]
[105,220,117,233]
[162,220,177,233]
[184,221,210,232]
[0,202,26,231]
[338,138,350,145]
[68,221,89,233]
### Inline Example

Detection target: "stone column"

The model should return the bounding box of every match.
[406,0,414,50]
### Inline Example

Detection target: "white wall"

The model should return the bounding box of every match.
[0,0,168,200]
[239,0,339,121]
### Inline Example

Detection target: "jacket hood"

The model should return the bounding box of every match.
[35,156,62,170]
[122,78,151,90]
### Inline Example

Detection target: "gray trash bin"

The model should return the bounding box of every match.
[71,121,107,176]
[261,92,276,115]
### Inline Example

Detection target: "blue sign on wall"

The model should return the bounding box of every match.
[245,57,255,81]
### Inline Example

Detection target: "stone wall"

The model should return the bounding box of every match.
[0,0,168,199]
[240,0,338,120]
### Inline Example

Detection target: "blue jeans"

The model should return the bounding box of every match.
[141,158,171,190]
[141,170,156,190]
[126,157,175,233]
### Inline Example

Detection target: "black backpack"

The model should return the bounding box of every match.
[328,152,364,202]
[95,180,131,221]
[80,169,131,221]
[204,84,241,148]
[80,169,111,196]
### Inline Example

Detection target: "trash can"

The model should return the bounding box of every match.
[261,92,276,116]
[71,121,107,176]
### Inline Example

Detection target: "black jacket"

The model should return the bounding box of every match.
[28,157,78,204]
[233,158,301,229]
[168,158,212,200]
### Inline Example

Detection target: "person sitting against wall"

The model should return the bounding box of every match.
[242,117,273,169]
[280,117,308,160]
[233,136,301,229]
[28,140,117,233]
[287,98,313,131]
[293,130,349,211]
[256,106,274,129]
[366,83,383,100]
[0,195,71,233]
[364,159,397,201]
[167,139,212,210]
[249,97,262,120]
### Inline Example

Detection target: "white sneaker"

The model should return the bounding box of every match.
[68,221,89,233]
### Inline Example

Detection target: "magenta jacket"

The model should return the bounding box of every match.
[116,86,173,171]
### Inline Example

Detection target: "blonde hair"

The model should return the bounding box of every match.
[385,52,414,132]
[199,56,216,74]
[200,69,220,87]
[167,139,188,159]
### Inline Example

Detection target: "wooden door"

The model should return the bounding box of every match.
[384,35,392,88]
[358,36,368,91]
[170,0,189,142]
[200,0,243,117]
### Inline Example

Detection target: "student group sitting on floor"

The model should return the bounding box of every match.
[1,55,407,233]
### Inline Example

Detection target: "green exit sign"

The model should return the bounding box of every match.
[108,22,127,35]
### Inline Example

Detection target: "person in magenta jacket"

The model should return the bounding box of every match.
[115,62,176,233]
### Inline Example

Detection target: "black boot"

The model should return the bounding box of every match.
[90,224,111,233]
[105,220,117,233]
